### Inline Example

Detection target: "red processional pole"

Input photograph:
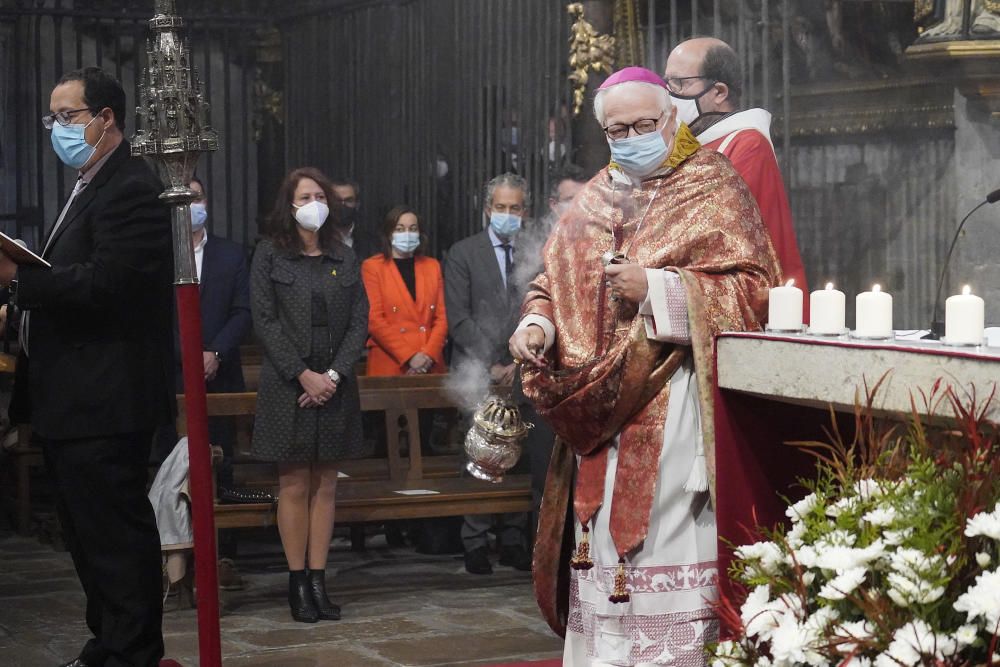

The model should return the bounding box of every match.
[171,230,222,667]
[132,2,222,665]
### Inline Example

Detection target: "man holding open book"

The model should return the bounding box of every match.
[0,66,174,667]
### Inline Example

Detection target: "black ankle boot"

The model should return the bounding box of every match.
[308,569,341,620]
[288,570,319,623]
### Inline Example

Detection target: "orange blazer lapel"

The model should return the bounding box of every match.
[386,257,420,322]
[414,256,435,324]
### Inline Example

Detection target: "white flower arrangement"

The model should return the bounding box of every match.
[711,383,1000,667]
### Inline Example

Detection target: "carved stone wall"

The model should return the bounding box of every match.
[951,90,1000,325]
[789,130,956,329]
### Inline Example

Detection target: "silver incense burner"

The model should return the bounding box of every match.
[464,394,533,483]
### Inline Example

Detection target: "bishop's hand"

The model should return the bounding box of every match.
[509,324,547,368]
[604,262,648,305]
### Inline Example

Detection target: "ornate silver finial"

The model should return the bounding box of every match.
[132,0,218,185]
[132,0,219,283]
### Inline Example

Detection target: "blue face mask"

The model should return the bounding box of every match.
[391,231,420,254]
[50,114,104,170]
[490,212,522,238]
[608,126,669,178]
[190,203,208,231]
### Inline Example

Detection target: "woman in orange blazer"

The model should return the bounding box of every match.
[362,206,447,376]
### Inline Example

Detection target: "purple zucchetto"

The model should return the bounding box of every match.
[598,66,669,90]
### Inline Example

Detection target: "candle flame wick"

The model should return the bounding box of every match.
[825,282,834,290]
[872,284,881,293]
[962,285,971,296]
[785,279,795,287]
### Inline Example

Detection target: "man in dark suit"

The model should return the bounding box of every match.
[445,173,532,575]
[165,177,251,483]
[0,67,172,667]
[330,177,377,261]
[168,176,252,591]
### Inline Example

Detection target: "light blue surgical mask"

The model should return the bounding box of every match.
[489,212,522,238]
[391,231,420,254]
[608,125,669,178]
[50,114,104,170]
[190,202,208,231]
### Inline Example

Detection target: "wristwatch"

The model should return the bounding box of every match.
[326,369,342,385]
[212,350,222,364]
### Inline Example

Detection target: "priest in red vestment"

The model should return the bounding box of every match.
[664,37,808,318]
[509,66,779,666]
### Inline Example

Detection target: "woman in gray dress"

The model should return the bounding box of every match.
[250,167,370,623]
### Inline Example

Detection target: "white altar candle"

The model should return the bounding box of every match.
[768,279,803,330]
[855,284,893,338]
[945,285,985,345]
[809,282,846,334]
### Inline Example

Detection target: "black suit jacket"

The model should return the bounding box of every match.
[173,234,251,393]
[12,140,175,440]
[444,229,520,371]
[347,226,378,263]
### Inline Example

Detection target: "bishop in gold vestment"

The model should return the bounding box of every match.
[509,67,779,666]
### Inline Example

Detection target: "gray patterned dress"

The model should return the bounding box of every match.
[249,239,370,462]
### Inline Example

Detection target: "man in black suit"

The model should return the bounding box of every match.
[445,173,532,575]
[330,177,377,260]
[164,177,251,480]
[163,176,252,591]
[0,67,172,667]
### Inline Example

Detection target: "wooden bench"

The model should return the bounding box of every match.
[10,373,532,537]
[175,374,532,532]
[214,477,531,528]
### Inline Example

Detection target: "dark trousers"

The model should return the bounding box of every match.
[460,403,538,552]
[521,402,554,520]
[41,431,164,667]
[154,416,235,488]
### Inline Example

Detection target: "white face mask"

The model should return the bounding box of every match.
[671,95,701,126]
[670,83,715,127]
[293,200,329,232]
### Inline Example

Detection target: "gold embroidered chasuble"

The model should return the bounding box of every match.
[522,131,779,636]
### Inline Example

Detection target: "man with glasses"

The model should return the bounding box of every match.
[508,67,778,665]
[0,67,172,667]
[665,37,808,304]
[445,172,532,575]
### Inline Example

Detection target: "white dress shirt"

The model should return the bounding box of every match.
[487,226,515,288]
[193,232,208,282]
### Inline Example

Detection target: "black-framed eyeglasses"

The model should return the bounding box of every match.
[603,112,664,141]
[664,75,714,93]
[41,107,95,130]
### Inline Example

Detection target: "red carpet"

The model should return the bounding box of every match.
[487,660,561,667]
